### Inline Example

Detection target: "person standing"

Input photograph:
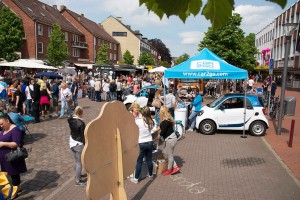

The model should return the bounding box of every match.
[116,78,123,101]
[59,82,72,119]
[187,88,202,131]
[109,80,117,101]
[67,106,86,186]
[130,106,155,184]
[164,88,176,117]
[89,77,95,101]
[0,76,8,102]
[154,106,180,176]
[0,114,27,198]
[271,80,277,97]
[71,77,79,108]
[32,79,41,123]
[51,80,60,117]
[94,78,101,102]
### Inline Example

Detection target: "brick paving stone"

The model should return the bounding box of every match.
[13,96,300,200]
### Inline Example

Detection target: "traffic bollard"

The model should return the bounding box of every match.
[288,119,295,148]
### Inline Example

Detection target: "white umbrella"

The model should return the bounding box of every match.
[149,66,167,73]
[57,67,77,75]
[0,59,56,69]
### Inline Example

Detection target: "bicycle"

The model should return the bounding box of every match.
[269,96,280,119]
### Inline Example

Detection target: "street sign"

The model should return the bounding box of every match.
[269,69,273,75]
[269,59,274,70]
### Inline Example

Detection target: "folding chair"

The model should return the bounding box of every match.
[22,115,35,139]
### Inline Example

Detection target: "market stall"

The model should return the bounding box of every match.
[164,48,248,134]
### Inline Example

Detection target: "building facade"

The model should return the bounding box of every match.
[2,0,86,63]
[60,6,119,66]
[101,16,157,65]
[256,0,300,88]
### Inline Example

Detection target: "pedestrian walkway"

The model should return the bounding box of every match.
[17,95,300,199]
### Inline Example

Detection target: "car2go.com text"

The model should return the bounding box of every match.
[183,72,228,78]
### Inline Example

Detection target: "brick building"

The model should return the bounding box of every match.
[60,5,119,67]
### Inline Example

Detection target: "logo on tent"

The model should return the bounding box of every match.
[191,60,220,70]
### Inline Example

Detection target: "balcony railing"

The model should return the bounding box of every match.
[72,41,88,48]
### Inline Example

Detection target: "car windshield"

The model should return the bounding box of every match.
[207,95,226,108]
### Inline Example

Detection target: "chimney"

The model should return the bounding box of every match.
[60,5,66,11]
[98,24,103,28]
[126,25,131,30]
[81,13,84,17]
[53,5,57,10]
[78,16,81,22]
[42,4,46,9]
[116,17,122,22]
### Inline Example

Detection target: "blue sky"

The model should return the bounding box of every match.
[40,0,297,58]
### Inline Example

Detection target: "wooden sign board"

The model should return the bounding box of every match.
[82,101,139,200]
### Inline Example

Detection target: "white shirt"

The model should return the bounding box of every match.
[103,82,110,92]
[89,79,95,87]
[25,86,32,100]
[69,136,83,148]
[248,79,254,87]
[61,88,72,101]
[135,117,153,143]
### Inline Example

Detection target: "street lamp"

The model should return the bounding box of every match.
[276,22,297,135]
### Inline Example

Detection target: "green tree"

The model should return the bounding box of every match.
[0,7,24,61]
[175,53,190,65]
[123,50,134,65]
[198,13,257,71]
[96,44,109,65]
[157,60,170,68]
[47,23,68,67]
[138,51,155,65]
[139,0,286,30]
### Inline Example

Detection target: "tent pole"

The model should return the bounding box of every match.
[241,79,247,138]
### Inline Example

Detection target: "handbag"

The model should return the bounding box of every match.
[152,98,161,108]
[67,99,73,106]
[5,146,28,163]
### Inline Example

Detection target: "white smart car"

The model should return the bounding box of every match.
[195,93,269,136]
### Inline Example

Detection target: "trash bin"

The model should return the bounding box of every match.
[175,107,187,130]
[284,96,296,116]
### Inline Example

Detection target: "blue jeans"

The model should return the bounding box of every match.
[25,99,32,115]
[60,99,71,117]
[134,141,153,179]
[188,110,200,129]
[72,94,78,108]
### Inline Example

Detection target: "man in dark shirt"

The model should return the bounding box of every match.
[32,79,41,123]
[71,77,79,108]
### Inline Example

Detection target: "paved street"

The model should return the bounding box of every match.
[16,89,300,200]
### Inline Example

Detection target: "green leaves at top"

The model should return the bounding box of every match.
[140,0,202,22]
[202,0,234,30]
[266,0,287,9]
[139,0,287,30]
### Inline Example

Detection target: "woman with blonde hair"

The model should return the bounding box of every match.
[67,106,86,186]
[154,106,180,176]
[129,103,141,119]
[59,82,72,119]
[131,106,155,184]
[39,82,51,118]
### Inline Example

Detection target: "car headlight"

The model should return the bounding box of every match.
[197,110,204,116]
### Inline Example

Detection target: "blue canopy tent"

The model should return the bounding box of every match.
[165,48,248,79]
[164,48,249,137]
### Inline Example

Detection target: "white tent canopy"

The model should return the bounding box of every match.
[149,66,167,73]
[0,59,56,69]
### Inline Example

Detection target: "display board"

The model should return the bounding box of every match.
[82,101,139,200]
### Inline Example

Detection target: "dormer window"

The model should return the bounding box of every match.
[38,24,43,36]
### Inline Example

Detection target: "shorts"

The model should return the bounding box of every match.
[52,97,58,106]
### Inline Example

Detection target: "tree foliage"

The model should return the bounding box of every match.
[96,44,109,65]
[148,38,172,66]
[138,51,155,65]
[123,50,134,65]
[47,23,68,67]
[139,0,287,30]
[157,60,170,68]
[198,13,258,72]
[0,7,24,61]
[175,53,190,65]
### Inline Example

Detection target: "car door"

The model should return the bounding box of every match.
[215,97,254,129]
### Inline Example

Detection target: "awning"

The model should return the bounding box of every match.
[0,59,56,69]
[254,66,269,71]
[74,63,93,69]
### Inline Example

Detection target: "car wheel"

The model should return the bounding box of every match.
[125,103,132,111]
[249,121,266,136]
[199,119,216,135]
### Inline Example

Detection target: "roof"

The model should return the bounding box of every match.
[63,9,118,44]
[11,0,82,35]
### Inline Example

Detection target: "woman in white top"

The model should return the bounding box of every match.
[130,105,154,184]
[102,79,110,101]
[59,82,72,118]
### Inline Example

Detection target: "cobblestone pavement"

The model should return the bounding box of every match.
[16,93,300,200]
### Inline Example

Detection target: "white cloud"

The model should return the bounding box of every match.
[234,5,280,34]
[179,31,204,45]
